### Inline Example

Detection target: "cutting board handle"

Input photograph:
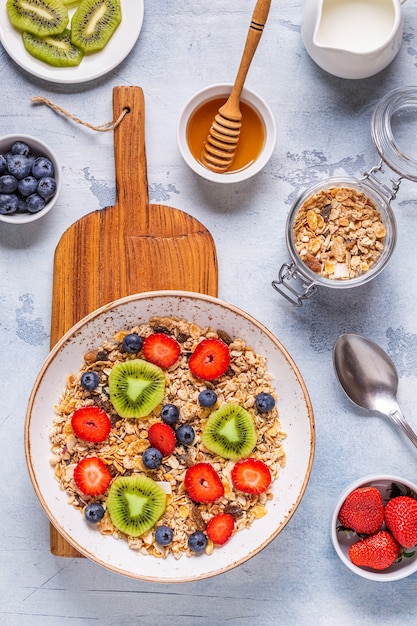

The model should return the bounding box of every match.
[112,86,149,227]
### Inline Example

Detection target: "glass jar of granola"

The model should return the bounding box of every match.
[272,86,417,307]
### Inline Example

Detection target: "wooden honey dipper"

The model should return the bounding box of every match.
[201,0,272,173]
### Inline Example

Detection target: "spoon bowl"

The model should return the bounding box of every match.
[333,333,417,449]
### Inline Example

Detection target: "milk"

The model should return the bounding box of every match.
[315,0,396,53]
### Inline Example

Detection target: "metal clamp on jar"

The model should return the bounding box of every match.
[272,86,417,307]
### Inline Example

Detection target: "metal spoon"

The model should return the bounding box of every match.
[333,332,417,449]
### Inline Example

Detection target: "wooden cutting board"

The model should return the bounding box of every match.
[49,86,218,557]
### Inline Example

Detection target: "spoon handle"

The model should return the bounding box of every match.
[388,409,417,449]
[227,0,272,108]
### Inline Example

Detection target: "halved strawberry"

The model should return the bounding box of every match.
[184,462,224,503]
[142,333,181,368]
[231,458,272,495]
[71,406,111,443]
[206,513,235,546]
[188,338,230,381]
[148,422,176,456]
[73,457,112,496]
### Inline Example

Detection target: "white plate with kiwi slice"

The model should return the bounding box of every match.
[25,291,315,582]
[0,0,144,83]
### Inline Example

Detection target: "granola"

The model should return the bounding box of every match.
[49,316,287,559]
[293,186,386,280]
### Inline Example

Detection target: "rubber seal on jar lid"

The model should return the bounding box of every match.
[371,86,417,182]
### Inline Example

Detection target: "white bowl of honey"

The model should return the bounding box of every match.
[177,84,276,183]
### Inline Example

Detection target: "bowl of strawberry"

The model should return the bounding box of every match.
[332,475,417,581]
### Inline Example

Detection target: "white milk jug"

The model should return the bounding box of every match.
[301,0,407,79]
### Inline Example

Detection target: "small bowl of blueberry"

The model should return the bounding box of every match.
[0,134,61,224]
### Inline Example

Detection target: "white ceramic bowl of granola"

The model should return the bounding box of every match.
[25,291,315,582]
[331,474,417,582]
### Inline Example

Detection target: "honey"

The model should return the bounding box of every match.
[186,97,265,174]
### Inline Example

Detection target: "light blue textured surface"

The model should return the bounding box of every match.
[1,1,417,624]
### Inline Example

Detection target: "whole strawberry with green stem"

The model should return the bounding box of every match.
[385,496,417,549]
[338,486,384,535]
[348,530,401,570]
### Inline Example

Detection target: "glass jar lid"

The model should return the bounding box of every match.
[371,86,417,182]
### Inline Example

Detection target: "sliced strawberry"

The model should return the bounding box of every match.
[142,333,181,368]
[206,513,235,546]
[188,338,230,381]
[231,458,272,495]
[73,457,112,496]
[184,462,224,503]
[71,406,111,443]
[148,422,176,456]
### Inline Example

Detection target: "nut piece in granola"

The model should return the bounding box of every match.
[292,186,386,280]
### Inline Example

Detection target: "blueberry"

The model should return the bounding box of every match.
[80,371,100,391]
[26,193,46,213]
[142,447,163,469]
[0,193,18,214]
[11,141,30,156]
[122,332,143,353]
[155,525,174,546]
[37,176,56,200]
[175,424,195,446]
[161,403,180,426]
[84,502,105,523]
[188,531,207,553]
[32,156,54,179]
[0,155,6,174]
[255,392,275,413]
[17,175,38,197]
[198,389,218,408]
[16,197,28,213]
[7,154,31,179]
[0,174,18,193]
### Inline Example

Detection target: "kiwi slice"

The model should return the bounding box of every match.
[201,403,257,460]
[106,475,166,537]
[70,0,122,53]
[108,358,165,419]
[6,0,69,37]
[22,29,83,66]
